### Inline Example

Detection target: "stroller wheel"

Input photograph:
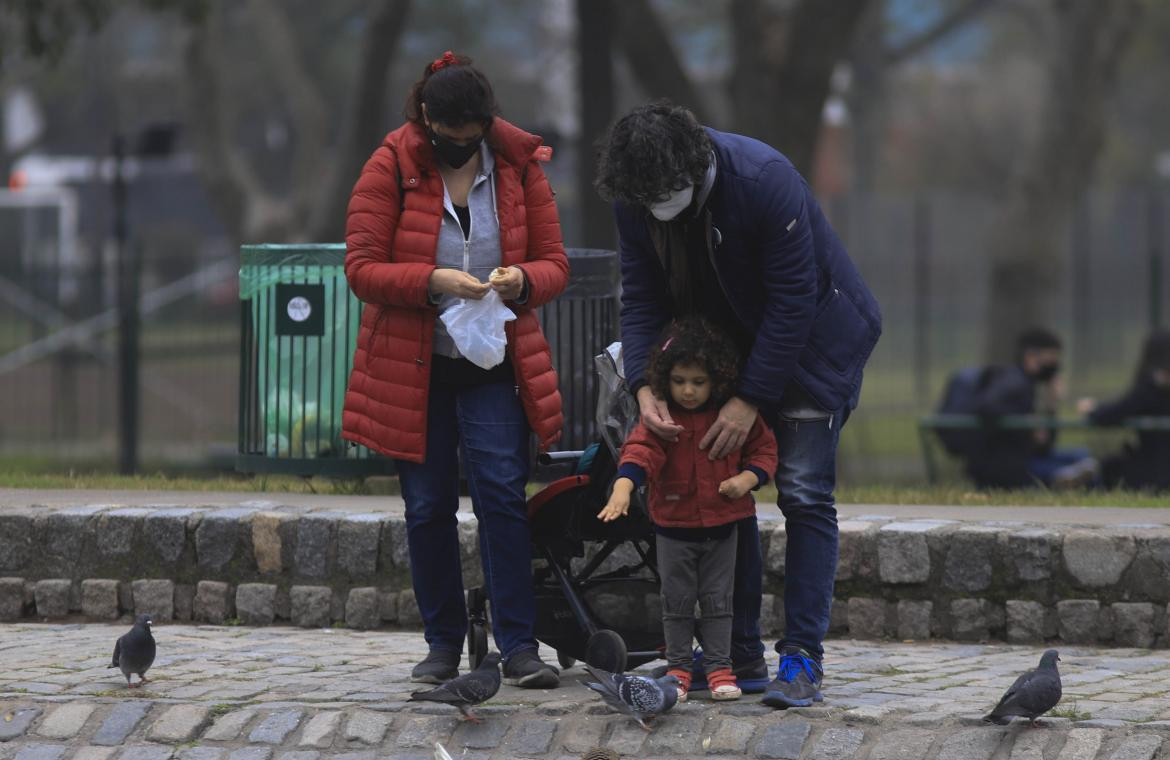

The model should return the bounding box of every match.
[585,629,627,673]
[557,651,576,670]
[466,586,489,670]
[467,623,488,670]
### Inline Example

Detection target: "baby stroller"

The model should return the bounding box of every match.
[465,343,665,673]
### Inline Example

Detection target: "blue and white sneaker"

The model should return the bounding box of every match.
[761,645,824,708]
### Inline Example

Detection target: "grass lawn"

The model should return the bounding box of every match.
[1,467,1168,507]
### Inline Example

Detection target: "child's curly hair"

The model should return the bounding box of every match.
[644,317,740,407]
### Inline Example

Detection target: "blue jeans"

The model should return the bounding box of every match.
[395,379,538,660]
[731,408,844,663]
[1028,448,1094,486]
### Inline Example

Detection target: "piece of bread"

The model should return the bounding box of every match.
[489,266,508,282]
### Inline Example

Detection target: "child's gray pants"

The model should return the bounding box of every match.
[657,526,738,672]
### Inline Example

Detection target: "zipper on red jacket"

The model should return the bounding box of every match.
[417,317,426,366]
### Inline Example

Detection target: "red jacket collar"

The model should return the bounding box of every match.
[389,117,543,186]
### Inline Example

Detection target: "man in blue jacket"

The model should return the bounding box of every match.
[595,102,881,708]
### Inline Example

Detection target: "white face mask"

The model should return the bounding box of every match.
[648,184,694,221]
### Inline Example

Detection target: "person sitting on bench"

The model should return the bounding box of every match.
[1078,330,1170,490]
[964,328,1099,489]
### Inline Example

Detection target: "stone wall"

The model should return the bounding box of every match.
[797,516,1170,647]
[2,505,1169,647]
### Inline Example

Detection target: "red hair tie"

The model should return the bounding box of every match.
[429,51,458,73]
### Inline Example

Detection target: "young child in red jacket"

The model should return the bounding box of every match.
[598,317,778,701]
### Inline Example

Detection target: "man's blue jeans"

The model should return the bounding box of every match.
[1028,447,1095,486]
[395,379,538,660]
[731,408,844,664]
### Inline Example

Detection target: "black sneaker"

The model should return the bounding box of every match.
[728,656,770,693]
[503,649,560,688]
[410,649,461,684]
[761,645,824,709]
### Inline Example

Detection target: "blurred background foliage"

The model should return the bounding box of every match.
[0,0,1167,486]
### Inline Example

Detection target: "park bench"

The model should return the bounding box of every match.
[916,413,1170,483]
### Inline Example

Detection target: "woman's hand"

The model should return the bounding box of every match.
[718,470,759,499]
[700,396,758,460]
[489,266,526,301]
[429,269,490,300]
[636,385,684,442]
[598,478,635,522]
[1076,396,1097,415]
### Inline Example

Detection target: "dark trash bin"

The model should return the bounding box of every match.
[541,248,620,452]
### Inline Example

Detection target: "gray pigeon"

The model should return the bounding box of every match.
[109,614,156,688]
[409,652,501,722]
[582,664,679,730]
[984,649,1062,725]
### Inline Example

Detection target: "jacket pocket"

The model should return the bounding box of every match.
[806,281,872,375]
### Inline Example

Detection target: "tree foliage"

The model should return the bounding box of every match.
[0,0,206,68]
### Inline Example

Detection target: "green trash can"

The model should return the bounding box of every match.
[236,244,394,477]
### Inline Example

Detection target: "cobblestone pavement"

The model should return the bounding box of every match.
[4,625,1170,759]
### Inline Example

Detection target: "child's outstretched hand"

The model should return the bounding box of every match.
[598,477,635,522]
[598,493,629,522]
[718,471,759,500]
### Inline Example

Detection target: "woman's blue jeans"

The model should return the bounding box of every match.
[394,379,538,660]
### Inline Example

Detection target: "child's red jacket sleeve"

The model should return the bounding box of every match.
[740,417,779,483]
[617,420,669,487]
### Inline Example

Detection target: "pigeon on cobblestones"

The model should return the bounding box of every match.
[984,649,1062,725]
[582,664,679,730]
[409,651,501,722]
[109,614,156,688]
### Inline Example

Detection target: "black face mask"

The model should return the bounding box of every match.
[428,129,482,169]
[1031,362,1061,382]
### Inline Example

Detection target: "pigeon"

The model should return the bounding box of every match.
[984,649,1062,725]
[109,614,156,688]
[582,664,679,730]
[409,651,501,722]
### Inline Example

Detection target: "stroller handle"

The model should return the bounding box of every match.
[538,450,586,465]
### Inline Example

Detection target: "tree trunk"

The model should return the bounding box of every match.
[729,0,773,139]
[767,0,871,177]
[183,13,258,242]
[613,0,709,124]
[577,0,615,249]
[846,1,886,193]
[984,0,1140,361]
[308,0,412,242]
[184,1,414,245]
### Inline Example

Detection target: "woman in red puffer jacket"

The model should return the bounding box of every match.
[342,51,568,688]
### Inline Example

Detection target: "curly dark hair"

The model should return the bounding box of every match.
[594,101,712,206]
[404,51,499,128]
[644,317,740,408]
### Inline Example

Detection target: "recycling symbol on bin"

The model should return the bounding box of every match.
[287,296,312,322]
[275,283,325,336]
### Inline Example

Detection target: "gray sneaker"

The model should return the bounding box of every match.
[503,649,560,688]
[410,649,461,684]
[761,645,824,709]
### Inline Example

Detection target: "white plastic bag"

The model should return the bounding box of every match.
[439,289,516,369]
